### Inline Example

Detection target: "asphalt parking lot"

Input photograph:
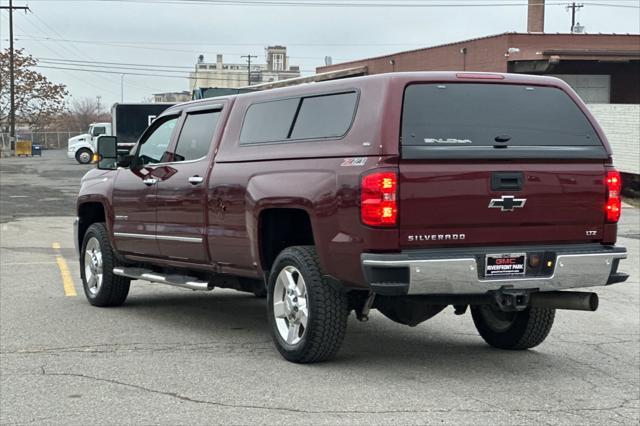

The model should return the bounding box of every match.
[1,150,639,425]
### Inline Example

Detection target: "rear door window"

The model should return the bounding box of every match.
[173,110,221,161]
[401,83,606,159]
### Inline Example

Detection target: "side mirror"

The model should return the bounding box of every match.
[96,135,118,170]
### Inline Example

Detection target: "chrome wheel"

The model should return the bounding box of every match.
[78,150,92,164]
[273,265,309,345]
[84,237,103,296]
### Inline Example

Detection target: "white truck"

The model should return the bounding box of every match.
[67,122,112,164]
[67,104,175,164]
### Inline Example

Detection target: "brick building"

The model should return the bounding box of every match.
[316,32,640,104]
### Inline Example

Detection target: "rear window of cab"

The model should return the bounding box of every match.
[240,91,358,144]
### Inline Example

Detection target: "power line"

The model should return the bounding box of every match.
[17,36,436,47]
[13,35,332,60]
[35,64,199,79]
[38,60,194,74]
[18,0,640,8]
[34,64,314,82]
[19,14,124,94]
[15,25,113,92]
[24,12,162,96]
[37,57,195,71]
[35,56,317,73]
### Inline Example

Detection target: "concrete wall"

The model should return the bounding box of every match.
[588,104,640,175]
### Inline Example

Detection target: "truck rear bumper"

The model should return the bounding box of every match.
[361,244,628,296]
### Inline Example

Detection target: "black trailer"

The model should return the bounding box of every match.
[111,103,175,151]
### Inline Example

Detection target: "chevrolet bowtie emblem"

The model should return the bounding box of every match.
[488,195,527,212]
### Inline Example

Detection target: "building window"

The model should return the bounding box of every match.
[273,53,284,71]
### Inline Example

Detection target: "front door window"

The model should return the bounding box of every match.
[137,117,178,165]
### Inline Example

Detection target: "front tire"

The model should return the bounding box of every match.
[80,223,130,307]
[471,305,555,350]
[267,246,348,363]
[75,148,93,164]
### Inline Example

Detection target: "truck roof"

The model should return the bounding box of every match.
[165,71,575,111]
[159,71,608,156]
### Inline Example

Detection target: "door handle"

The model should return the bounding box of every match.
[188,175,204,185]
[142,178,158,186]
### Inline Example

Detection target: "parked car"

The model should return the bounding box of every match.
[75,72,628,363]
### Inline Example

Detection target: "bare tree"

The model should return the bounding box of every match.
[69,97,111,132]
[0,48,68,130]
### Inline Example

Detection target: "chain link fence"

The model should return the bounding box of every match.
[1,131,84,153]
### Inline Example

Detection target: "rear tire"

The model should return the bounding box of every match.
[267,246,348,363]
[471,305,555,350]
[75,148,93,164]
[80,222,130,307]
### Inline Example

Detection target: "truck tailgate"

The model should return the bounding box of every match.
[399,161,606,248]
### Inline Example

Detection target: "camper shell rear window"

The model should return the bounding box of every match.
[401,83,608,160]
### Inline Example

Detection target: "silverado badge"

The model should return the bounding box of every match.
[488,195,527,212]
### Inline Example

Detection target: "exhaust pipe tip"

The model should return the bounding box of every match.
[530,291,599,312]
[587,292,599,311]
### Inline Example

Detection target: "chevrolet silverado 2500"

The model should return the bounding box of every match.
[75,72,628,363]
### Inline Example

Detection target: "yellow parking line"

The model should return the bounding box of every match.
[52,243,77,297]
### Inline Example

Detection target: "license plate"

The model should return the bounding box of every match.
[485,253,526,277]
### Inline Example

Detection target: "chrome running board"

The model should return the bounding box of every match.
[113,267,213,291]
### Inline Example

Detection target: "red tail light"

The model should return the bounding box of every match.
[361,170,398,227]
[605,169,622,223]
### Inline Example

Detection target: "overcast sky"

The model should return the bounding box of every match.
[1,0,639,109]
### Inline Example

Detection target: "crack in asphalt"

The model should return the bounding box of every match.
[1,340,275,356]
[36,367,639,417]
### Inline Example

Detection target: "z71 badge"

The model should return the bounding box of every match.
[340,157,367,167]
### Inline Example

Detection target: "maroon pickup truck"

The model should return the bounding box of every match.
[76,72,628,363]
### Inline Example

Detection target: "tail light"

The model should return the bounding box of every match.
[605,169,622,223]
[361,170,398,227]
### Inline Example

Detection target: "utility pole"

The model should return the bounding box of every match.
[241,54,257,86]
[566,2,584,33]
[120,74,125,103]
[1,1,29,153]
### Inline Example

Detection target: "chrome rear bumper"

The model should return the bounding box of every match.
[361,244,628,296]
